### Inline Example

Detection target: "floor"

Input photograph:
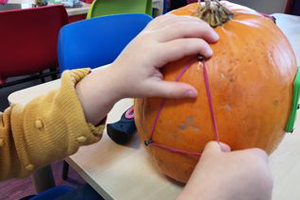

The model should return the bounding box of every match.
[0,161,85,200]
[0,74,86,200]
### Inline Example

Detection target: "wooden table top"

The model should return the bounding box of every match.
[8,13,300,200]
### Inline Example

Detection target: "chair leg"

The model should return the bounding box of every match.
[19,195,37,200]
[62,160,69,180]
[50,67,58,80]
[39,71,45,83]
[170,0,187,10]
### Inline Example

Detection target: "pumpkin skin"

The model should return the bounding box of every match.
[134,3,298,183]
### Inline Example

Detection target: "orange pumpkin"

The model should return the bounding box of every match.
[134,1,298,183]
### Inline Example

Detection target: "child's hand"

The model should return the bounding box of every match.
[76,14,219,124]
[108,14,219,99]
[177,142,273,200]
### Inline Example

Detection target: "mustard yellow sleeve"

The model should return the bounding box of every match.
[0,69,105,181]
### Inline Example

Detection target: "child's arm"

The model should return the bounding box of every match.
[0,69,103,180]
[177,142,273,200]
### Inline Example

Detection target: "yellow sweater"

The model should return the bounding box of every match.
[0,69,105,181]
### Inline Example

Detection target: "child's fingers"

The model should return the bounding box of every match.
[203,141,231,154]
[219,142,231,152]
[143,80,198,99]
[157,38,213,66]
[155,15,203,30]
[156,21,219,43]
[146,14,201,30]
[145,14,175,30]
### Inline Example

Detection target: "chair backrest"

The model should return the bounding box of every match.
[0,5,68,84]
[163,0,168,13]
[285,0,300,15]
[58,13,152,72]
[294,0,300,15]
[86,0,152,19]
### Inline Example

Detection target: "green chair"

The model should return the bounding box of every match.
[87,0,152,19]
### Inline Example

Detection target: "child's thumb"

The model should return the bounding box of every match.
[203,141,231,153]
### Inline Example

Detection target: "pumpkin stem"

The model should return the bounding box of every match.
[194,0,234,27]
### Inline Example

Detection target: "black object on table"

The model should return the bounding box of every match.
[107,107,136,145]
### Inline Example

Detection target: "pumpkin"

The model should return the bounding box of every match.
[134,0,298,183]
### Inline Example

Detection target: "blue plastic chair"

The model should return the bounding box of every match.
[23,186,74,200]
[58,13,153,73]
[163,0,168,13]
[57,13,152,179]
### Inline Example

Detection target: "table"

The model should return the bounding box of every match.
[1,0,164,17]
[266,13,300,200]
[1,0,90,16]
[8,13,300,200]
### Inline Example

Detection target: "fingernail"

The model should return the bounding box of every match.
[186,90,198,98]
[208,48,213,57]
[212,32,219,41]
